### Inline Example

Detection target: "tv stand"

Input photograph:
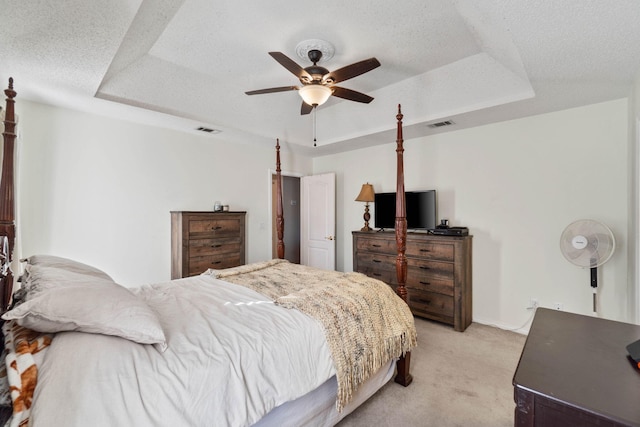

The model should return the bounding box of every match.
[352,230,472,331]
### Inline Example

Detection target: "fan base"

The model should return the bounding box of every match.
[296,39,334,63]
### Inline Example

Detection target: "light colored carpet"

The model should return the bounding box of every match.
[337,317,527,427]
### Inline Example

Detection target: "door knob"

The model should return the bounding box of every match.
[326,236,334,241]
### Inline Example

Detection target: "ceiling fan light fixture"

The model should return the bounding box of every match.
[299,84,332,107]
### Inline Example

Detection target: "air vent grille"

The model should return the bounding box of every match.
[427,120,454,129]
[196,126,221,134]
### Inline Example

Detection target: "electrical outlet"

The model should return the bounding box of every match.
[554,302,564,310]
[527,298,539,310]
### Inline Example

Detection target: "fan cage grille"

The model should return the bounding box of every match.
[560,219,615,268]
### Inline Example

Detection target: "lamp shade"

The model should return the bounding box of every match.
[299,84,332,106]
[355,183,375,202]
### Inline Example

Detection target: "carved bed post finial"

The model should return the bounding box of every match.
[275,139,285,259]
[0,77,17,310]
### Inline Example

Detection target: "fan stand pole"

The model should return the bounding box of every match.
[590,266,598,314]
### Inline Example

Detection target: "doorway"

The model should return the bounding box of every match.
[271,174,301,263]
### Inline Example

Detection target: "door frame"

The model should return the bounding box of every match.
[636,118,640,324]
[267,168,303,259]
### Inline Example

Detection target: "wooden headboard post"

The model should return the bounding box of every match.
[0,78,17,311]
[394,104,413,387]
[275,139,285,259]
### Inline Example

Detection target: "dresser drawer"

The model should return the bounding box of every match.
[188,254,242,276]
[407,275,454,296]
[189,218,241,237]
[355,237,397,254]
[356,253,396,272]
[408,289,454,321]
[406,241,454,261]
[407,258,454,280]
[357,266,397,285]
[188,238,241,257]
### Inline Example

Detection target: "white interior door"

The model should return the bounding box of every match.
[301,173,335,270]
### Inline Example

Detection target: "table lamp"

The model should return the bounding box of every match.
[355,183,375,231]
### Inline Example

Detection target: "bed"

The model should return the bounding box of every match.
[0,78,416,426]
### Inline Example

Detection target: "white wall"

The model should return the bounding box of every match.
[12,97,632,331]
[314,99,630,331]
[15,100,312,285]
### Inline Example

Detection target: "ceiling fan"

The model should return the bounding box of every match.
[245,47,381,115]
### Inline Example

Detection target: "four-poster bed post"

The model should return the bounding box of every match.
[393,104,412,387]
[276,104,413,387]
[272,105,413,387]
[275,139,285,259]
[394,104,408,303]
[0,78,16,312]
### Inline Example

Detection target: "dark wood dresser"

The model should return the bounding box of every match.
[171,211,246,279]
[352,231,472,332]
[513,308,640,427]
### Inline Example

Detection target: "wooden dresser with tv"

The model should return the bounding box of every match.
[352,230,472,332]
[171,211,246,279]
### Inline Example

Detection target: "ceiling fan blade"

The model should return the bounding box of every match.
[269,52,312,81]
[301,101,313,115]
[245,86,298,95]
[331,86,374,103]
[326,58,381,84]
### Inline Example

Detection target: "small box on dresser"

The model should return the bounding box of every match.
[171,211,246,279]
[352,231,472,332]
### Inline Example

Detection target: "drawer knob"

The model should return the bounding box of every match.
[373,259,382,263]
[373,273,382,277]
[211,226,222,230]
[372,244,381,247]
[211,244,222,248]
[211,261,222,265]
[420,249,430,252]
[419,281,431,285]
[419,266,431,270]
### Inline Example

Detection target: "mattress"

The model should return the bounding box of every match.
[254,358,395,427]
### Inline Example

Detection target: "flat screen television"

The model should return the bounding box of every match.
[373,190,436,230]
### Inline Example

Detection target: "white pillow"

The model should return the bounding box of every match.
[23,254,113,281]
[2,266,166,349]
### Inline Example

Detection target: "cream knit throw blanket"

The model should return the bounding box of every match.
[211,259,418,411]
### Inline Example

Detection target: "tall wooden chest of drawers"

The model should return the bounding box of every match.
[171,211,246,279]
[352,231,472,332]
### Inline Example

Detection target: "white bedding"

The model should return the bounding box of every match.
[29,274,336,427]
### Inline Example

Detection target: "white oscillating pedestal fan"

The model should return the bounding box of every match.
[560,219,615,314]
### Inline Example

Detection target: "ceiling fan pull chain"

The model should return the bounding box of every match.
[313,106,317,147]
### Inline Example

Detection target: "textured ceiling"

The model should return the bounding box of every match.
[1,0,640,156]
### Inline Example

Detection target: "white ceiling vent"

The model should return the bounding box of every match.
[195,126,221,134]
[427,120,455,129]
